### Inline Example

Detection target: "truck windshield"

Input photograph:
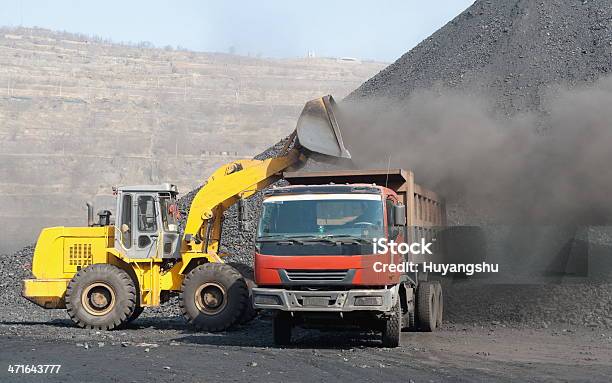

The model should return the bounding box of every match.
[159,195,179,232]
[257,194,384,241]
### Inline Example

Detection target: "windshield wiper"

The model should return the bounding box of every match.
[257,234,370,246]
[261,235,341,245]
[256,235,305,245]
[320,235,372,244]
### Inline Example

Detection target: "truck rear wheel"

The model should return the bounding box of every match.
[65,264,136,330]
[434,282,443,327]
[273,312,292,346]
[179,263,248,332]
[381,298,401,347]
[417,281,437,332]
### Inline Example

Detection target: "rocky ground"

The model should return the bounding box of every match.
[1,315,611,382]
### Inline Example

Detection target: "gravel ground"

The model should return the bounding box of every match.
[2,324,611,383]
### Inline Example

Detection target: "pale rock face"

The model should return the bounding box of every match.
[0,27,386,254]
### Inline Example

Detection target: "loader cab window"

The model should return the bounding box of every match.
[137,196,158,233]
[121,194,132,248]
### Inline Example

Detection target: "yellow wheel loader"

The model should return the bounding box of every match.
[22,95,351,331]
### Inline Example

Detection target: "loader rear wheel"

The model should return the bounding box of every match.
[65,264,136,330]
[417,281,437,332]
[180,263,248,332]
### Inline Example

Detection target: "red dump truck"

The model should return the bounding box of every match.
[252,169,446,347]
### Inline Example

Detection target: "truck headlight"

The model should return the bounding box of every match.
[354,296,383,306]
[254,294,281,305]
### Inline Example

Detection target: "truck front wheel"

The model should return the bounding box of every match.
[273,312,292,346]
[381,299,401,347]
[180,263,249,332]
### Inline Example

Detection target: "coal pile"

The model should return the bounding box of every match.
[348,0,612,117]
[444,280,612,329]
[0,246,45,322]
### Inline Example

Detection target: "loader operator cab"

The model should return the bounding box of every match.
[114,183,180,259]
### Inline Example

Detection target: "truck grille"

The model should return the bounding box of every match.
[285,269,349,282]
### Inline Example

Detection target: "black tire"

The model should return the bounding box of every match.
[127,306,144,323]
[273,312,292,346]
[381,298,401,347]
[417,281,437,332]
[227,262,259,325]
[408,308,416,331]
[434,282,443,327]
[179,263,248,332]
[65,264,136,330]
[400,288,416,332]
[238,297,258,324]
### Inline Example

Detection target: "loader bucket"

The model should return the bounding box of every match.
[295,95,351,159]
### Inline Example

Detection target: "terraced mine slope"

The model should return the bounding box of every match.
[0,27,386,254]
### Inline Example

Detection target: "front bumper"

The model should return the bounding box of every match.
[252,286,397,312]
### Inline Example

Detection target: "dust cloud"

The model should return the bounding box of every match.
[338,76,612,225]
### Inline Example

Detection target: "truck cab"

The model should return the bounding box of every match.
[252,169,446,347]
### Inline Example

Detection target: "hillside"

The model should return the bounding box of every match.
[0,27,386,254]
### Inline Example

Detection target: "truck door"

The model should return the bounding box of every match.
[128,193,161,259]
[386,197,402,283]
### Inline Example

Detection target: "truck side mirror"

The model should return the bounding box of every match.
[394,204,406,226]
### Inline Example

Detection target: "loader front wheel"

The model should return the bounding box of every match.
[65,264,136,330]
[127,306,144,323]
[180,263,248,332]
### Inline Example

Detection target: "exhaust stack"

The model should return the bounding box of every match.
[86,202,94,227]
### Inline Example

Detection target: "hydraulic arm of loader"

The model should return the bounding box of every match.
[180,147,301,262]
[179,95,351,270]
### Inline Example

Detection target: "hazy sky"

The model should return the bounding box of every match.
[0,1,473,62]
